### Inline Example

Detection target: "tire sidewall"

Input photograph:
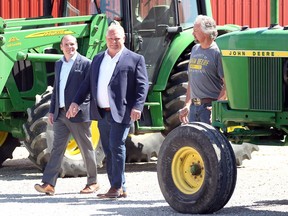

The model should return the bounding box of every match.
[157,124,221,213]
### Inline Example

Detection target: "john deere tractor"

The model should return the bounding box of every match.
[0,0,240,176]
[157,0,288,214]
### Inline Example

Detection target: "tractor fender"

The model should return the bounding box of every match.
[153,29,194,91]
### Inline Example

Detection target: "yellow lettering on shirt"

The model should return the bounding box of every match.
[190,58,209,70]
[190,64,202,70]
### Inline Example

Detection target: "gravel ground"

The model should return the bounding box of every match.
[1,145,288,216]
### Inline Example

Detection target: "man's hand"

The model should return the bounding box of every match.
[178,106,190,124]
[48,113,54,125]
[130,108,141,122]
[206,105,212,124]
[66,102,79,119]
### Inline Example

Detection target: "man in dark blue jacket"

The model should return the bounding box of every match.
[67,24,149,198]
[34,35,99,195]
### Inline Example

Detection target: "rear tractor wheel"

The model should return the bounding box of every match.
[23,87,105,177]
[162,49,190,136]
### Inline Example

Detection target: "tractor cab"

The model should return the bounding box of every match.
[53,0,209,84]
[105,0,207,84]
[128,0,200,83]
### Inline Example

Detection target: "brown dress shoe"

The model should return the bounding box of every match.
[119,190,128,198]
[80,183,100,194]
[97,187,127,198]
[34,183,55,195]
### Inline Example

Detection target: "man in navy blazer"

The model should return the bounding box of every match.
[67,23,149,198]
[35,35,99,195]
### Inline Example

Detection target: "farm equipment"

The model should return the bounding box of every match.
[157,0,288,214]
[0,0,244,177]
[0,2,108,175]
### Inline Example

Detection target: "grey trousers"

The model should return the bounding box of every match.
[42,109,97,186]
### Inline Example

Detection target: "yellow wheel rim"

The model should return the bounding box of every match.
[65,121,100,158]
[0,131,8,147]
[171,146,205,194]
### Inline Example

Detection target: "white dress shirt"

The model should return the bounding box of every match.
[59,53,77,108]
[97,49,123,108]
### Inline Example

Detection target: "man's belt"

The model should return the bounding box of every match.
[191,98,217,106]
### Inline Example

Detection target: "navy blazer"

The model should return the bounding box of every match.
[74,47,149,124]
[49,53,91,122]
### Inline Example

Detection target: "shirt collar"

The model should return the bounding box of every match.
[104,48,124,60]
[62,52,78,63]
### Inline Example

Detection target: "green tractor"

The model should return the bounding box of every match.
[157,0,288,214]
[0,0,239,176]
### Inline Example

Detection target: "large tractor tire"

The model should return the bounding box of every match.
[23,87,105,177]
[0,132,21,167]
[162,48,191,136]
[157,122,237,214]
[125,132,164,162]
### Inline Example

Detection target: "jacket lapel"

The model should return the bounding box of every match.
[94,52,105,85]
[66,54,81,85]
[55,60,63,87]
[109,48,128,82]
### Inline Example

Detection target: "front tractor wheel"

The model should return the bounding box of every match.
[0,132,21,166]
[157,122,237,214]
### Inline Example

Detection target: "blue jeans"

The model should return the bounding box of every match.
[189,103,212,124]
[97,110,130,191]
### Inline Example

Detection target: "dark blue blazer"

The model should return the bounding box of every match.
[49,53,91,122]
[74,47,149,124]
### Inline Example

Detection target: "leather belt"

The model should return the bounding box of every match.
[191,98,217,106]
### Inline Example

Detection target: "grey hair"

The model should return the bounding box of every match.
[194,15,218,40]
[106,21,125,37]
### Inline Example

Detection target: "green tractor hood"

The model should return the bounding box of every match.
[216,26,288,111]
